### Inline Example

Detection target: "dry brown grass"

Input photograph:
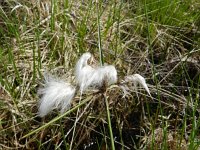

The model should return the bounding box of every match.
[0,0,200,149]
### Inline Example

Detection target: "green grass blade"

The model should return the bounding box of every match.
[21,96,92,139]
[104,93,115,150]
[97,1,104,66]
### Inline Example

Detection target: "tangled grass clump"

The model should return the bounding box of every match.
[0,0,200,149]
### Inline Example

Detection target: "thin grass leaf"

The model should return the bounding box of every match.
[22,95,92,139]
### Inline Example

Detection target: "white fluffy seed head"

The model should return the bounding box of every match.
[75,52,92,80]
[75,52,118,93]
[78,65,95,93]
[75,53,92,83]
[103,65,117,85]
[89,65,117,87]
[38,74,75,117]
[124,74,151,96]
[74,52,95,93]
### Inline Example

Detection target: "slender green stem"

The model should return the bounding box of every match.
[97,1,104,66]
[51,0,56,31]
[104,93,115,150]
[144,1,166,148]
[144,0,151,52]
[114,1,122,58]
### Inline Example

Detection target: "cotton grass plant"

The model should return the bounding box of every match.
[36,50,150,150]
[1,0,200,149]
[38,52,150,117]
[37,51,151,150]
